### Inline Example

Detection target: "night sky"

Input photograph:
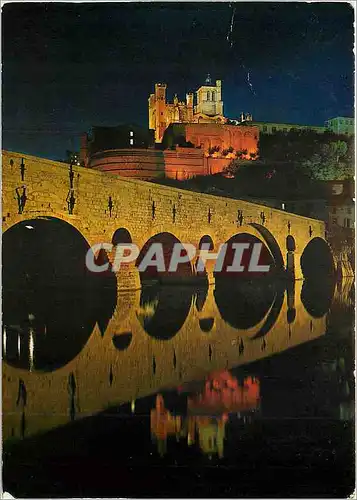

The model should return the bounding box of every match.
[2,2,354,160]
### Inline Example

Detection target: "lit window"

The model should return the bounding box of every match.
[130,139,134,145]
[130,131,134,136]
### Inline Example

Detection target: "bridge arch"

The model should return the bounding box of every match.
[135,285,193,340]
[300,279,335,318]
[213,224,283,280]
[286,235,296,277]
[248,223,285,272]
[112,332,133,351]
[134,232,194,339]
[214,280,279,332]
[136,231,194,285]
[198,234,215,250]
[112,227,132,246]
[195,234,215,283]
[2,216,116,372]
[199,317,215,332]
[300,237,335,280]
[3,216,97,288]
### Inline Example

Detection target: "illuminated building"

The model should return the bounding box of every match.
[162,122,258,158]
[194,74,224,121]
[148,84,194,144]
[148,75,226,144]
[80,77,259,179]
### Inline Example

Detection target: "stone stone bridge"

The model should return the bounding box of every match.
[2,150,334,290]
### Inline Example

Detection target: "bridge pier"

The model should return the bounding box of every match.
[205,270,215,286]
[283,244,304,281]
[194,258,216,286]
[115,265,142,291]
[293,254,304,280]
[196,285,220,321]
[106,250,142,291]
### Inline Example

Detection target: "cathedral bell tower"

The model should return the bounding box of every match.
[195,75,223,117]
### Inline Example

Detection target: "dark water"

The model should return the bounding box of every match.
[2,277,355,498]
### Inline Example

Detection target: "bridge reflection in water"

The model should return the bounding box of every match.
[2,276,336,443]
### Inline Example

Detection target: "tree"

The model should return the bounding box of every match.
[330,140,348,162]
[302,141,353,180]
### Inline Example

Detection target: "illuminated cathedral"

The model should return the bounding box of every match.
[80,75,259,181]
[149,74,226,143]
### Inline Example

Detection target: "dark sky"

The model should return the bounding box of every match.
[2,2,354,160]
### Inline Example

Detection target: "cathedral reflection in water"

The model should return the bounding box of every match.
[151,373,260,459]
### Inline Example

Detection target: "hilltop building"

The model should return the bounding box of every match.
[148,75,226,143]
[80,76,259,180]
[194,74,224,119]
[148,84,194,144]
[234,113,354,136]
[325,117,354,136]
[80,76,351,182]
[162,122,258,158]
[232,113,326,135]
